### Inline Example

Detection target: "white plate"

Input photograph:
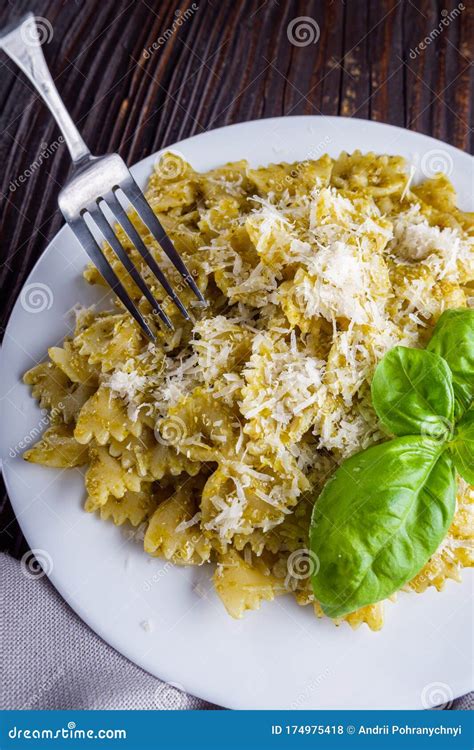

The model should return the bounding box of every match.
[1,117,472,710]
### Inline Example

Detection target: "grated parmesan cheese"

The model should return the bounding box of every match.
[106,368,147,402]
[175,512,202,533]
[390,204,474,281]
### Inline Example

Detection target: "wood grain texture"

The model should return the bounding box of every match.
[0,0,472,557]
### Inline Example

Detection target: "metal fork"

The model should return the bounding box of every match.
[0,13,204,341]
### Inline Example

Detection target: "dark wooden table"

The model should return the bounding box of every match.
[0,0,472,557]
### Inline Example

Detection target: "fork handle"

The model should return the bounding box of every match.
[0,13,90,165]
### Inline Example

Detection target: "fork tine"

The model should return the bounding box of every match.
[108,192,191,321]
[121,176,206,303]
[70,216,157,342]
[92,202,173,330]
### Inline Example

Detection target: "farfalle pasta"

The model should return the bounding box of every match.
[24,150,474,630]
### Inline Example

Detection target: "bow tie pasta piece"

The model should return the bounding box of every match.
[278,242,391,330]
[311,386,385,461]
[147,152,199,213]
[225,262,279,308]
[330,151,407,198]
[278,296,332,349]
[412,173,458,214]
[310,187,363,233]
[411,174,474,234]
[108,433,161,478]
[23,362,95,424]
[74,386,143,445]
[199,160,251,207]
[85,486,158,528]
[243,441,312,501]
[198,199,241,239]
[151,350,203,416]
[191,315,253,384]
[233,490,314,558]
[209,225,280,308]
[85,445,142,507]
[240,333,325,447]
[156,386,241,463]
[157,209,206,259]
[48,340,99,385]
[61,383,98,425]
[74,313,144,372]
[108,429,201,481]
[233,528,282,556]
[213,549,285,619]
[310,188,393,253]
[245,204,312,271]
[147,441,202,480]
[275,188,393,333]
[144,479,211,565]
[389,203,473,278]
[201,454,307,545]
[247,155,333,200]
[23,362,72,413]
[23,423,88,468]
[285,558,386,631]
[324,321,413,408]
[387,260,467,324]
[342,602,385,631]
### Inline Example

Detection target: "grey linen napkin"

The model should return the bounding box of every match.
[0,553,216,710]
[1,552,471,711]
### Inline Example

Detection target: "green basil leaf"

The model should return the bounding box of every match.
[449,409,474,485]
[371,347,454,439]
[310,436,456,619]
[427,308,474,418]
